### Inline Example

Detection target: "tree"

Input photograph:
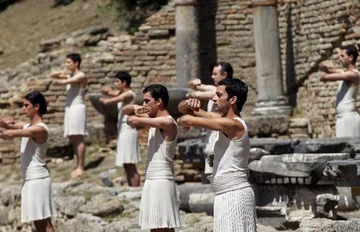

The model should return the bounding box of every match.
[114,0,168,34]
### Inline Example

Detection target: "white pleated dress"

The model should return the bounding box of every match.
[212,117,257,232]
[139,116,181,230]
[116,91,141,166]
[335,69,360,137]
[21,123,57,222]
[63,77,87,137]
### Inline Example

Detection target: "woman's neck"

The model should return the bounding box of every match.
[30,114,43,125]
[122,87,130,92]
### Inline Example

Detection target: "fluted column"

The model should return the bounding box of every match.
[251,0,291,116]
[175,0,200,88]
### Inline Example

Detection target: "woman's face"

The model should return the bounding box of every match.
[22,99,37,117]
[114,79,126,90]
[65,58,78,71]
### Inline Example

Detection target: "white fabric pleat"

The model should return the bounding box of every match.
[336,112,360,137]
[64,104,87,137]
[214,187,257,232]
[21,177,57,222]
[116,122,141,166]
[139,179,181,230]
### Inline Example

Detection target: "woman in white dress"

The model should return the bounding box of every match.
[0,91,56,232]
[100,71,141,187]
[51,53,87,178]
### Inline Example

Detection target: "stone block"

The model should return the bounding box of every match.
[316,193,338,219]
[0,206,10,225]
[55,195,86,217]
[246,116,289,138]
[294,138,360,157]
[250,138,299,154]
[79,194,124,217]
[147,29,170,38]
[249,153,349,179]
[249,148,270,163]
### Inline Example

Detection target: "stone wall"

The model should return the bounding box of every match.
[0,0,359,160]
[278,1,360,137]
[135,0,360,135]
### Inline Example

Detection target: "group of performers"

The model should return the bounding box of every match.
[0,45,358,232]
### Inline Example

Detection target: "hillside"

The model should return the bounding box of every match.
[0,0,122,69]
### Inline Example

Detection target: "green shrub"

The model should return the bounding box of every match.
[52,0,74,7]
[0,0,18,12]
[113,0,168,34]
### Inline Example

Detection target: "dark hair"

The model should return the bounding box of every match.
[214,62,233,79]
[341,46,358,64]
[218,78,248,112]
[25,91,47,115]
[115,71,132,87]
[66,53,82,68]
[142,84,169,108]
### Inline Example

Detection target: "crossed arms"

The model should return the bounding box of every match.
[319,62,359,82]
[0,117,48,143]
[187,79,216,100]
[51,71,86,85]
[100,91,133,105]
[178,99,245,140]
[122,105,177,141]
[321,71,359,82]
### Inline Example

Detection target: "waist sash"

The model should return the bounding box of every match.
[336,111,359,119]
[212,171,250,195]
[146,161,174,180]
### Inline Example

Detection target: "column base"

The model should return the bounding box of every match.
[251,97,292,116]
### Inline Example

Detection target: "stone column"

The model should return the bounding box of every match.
[251,0,291,116]
[175,0,200,88]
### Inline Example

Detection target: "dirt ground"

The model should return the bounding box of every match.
[0,142,148,187]
[0,0,122,69]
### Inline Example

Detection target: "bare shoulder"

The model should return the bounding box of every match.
[350,70,360,77]
[157,116,176,131]
[122,90,134,99]
[346,70,360,82]
[74,71,86,79]
[162,116,177,125]
[234,118,245,130]
[29,124,47,132]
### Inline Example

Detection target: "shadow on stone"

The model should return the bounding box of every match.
[85,156,105,171]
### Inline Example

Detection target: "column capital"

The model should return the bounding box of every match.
[175,0,198,7]
[249,0,277,8]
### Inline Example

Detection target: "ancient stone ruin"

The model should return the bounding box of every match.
[0,0,359,231]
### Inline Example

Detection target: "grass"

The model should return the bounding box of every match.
[0,0,122,69]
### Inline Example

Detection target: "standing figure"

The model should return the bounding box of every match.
[52,53,87,178]
[187,62,233,179]
[100,71,141,187]
[0,92,57,232]
[122,84,181,232]
[178,78,257,232]
[320,46,360,137]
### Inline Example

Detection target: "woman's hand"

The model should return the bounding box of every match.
[99,97,109,105]
[52,80,66,85]
[0,130,13,139]
[0,117,15,128]
[101,86,112,95]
